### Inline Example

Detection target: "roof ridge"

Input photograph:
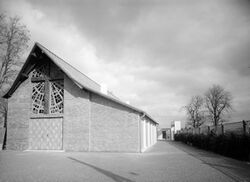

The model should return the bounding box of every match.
[35,42,101,89]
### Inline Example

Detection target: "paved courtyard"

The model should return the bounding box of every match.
[0,141,250,182]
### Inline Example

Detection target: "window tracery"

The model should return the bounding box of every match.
[50,81,64,114]
[31,64,49,78]
[31,62,64,115]
[32,82,45,114]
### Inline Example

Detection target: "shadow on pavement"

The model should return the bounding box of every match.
[68,157,135,182]
[168,141,250,182]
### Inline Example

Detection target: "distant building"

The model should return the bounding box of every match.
[3,42,158,152]
[171,121,181,140]
[158,128,171,140]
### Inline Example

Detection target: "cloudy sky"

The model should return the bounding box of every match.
[1,0,250,127]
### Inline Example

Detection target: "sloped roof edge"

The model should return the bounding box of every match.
[36,42,101,92]
[3,42,158,124]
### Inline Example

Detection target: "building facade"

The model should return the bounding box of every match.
[3,43,157,152]
[158,128,171,140]
[171,121,181,140]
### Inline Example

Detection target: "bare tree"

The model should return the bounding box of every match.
[204,84,232,126]
[0,14,30,91]
[0,14,30,127]
[184,95,205,128]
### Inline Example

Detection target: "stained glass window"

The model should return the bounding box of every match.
[32,82,45,114]
[31,62,64,114]
[31,64,49,78]
[50,81,64,114]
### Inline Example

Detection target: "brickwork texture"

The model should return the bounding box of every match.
[6,60,156,152]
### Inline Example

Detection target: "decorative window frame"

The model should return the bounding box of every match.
[31,62,64,116]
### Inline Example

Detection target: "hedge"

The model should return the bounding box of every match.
[174,133,250,161]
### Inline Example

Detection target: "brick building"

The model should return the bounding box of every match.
[3,42,158,152]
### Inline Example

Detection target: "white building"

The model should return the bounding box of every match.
[171,121,181,140]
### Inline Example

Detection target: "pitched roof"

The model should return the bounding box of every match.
[3,42,158,124]
[36,43,101,93]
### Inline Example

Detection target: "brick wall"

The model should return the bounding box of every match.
[63,75,90,151]
[6,78,31,150]
[6,72,143,152]
[6,74,142,152]
[90,94,140,152]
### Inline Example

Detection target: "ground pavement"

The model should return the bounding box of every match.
[0,141,250,182]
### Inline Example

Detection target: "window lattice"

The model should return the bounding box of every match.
[31,61,64,115]
[31,64,49,78]
[50,80,64,114]
[32,82,45,114]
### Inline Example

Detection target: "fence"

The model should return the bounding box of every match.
[179,120,250,136]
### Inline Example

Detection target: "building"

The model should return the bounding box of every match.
[171,121,181,140]
[157,128,171,140]
[3,42,158,152]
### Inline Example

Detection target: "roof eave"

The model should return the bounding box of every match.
[79,85,158,124]
[3,44,39,98]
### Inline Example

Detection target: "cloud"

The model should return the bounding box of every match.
[1,0,250,127]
